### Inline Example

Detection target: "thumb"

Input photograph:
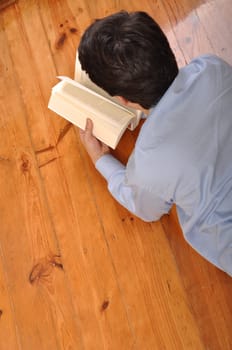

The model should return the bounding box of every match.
[85,118,93,138]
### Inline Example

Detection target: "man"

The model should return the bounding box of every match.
[78,11,232,276]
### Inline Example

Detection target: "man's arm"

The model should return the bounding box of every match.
[79,119,171,221]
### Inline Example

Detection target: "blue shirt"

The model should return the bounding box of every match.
[96,55,232,276]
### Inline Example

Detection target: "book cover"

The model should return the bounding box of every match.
[48,53,142,149]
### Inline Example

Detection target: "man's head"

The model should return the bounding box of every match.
[78,11,178,109]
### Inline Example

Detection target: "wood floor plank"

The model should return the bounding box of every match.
[11,1,134,348]
[161,0,214,61]
[195,0,232,63]
[0,250,19,350]
[0,50,61,350]
[0,0,16,11]
[1,6,85,350]
[161,209,232,350]
[0,21,20,350]
[37,133,135,350]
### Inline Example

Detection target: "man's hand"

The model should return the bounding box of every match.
[79,119,110,164]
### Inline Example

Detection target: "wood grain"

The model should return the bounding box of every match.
[0,0,232,349]
[0,0,16,11]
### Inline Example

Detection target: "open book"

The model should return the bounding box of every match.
[48,53,142,149]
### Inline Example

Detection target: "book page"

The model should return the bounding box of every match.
[59,79,135,125]
[48,79,135,149]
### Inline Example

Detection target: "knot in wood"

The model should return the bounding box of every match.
[21,154,30,173]
[29,255,63,285]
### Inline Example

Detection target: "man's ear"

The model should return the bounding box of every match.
[115,96,129,106]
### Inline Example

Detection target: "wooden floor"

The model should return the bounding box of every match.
[0,0,232,349]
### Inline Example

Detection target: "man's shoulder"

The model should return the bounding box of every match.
[188,54,232,75]
[190,53,224,63]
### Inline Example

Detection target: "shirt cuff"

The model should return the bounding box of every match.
[95,154,125,181]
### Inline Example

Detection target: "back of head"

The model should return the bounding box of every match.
[78,11,178,109]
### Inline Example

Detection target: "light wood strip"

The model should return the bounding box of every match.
[1,5,85,350]
[0,248,19,350]
[12,1,134,348]
[0,0,15,11]
[162,209,232,350]
[0,18,20,350]
[195,0,232,63]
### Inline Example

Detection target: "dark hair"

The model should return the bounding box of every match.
[78,11,178,109]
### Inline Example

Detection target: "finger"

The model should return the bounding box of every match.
[85,118,94,138]
[86,118,93,130]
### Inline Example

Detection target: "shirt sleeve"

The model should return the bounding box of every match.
[95,154,172,222]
